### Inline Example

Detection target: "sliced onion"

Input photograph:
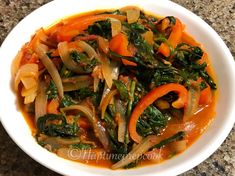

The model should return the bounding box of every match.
[35,42,64,98]
[110,18,122,37]
[170,140,187,153]
[58,41,86,74]
[57,148,105,161]
[11,50,23,77]
[100,56,113,88]
[116,113,126,143]
[183,82,200,122]
[97,37,109,54]
[24,91,37,104]
[50,137,81,145]
[92,65,103,92]
[93,76,100,93]
[35,80,47,122]
[20,77,37,90]
[126,9,140,24]
[100,89,118,119]
[76,41,99,60]
[30,28,49,50]
[98,62,119,102]
[21,85,37,97]
[58,41,100,74]
[111,135,162,169]
[142,31,154,45]
[62,75,93,92]
[14,63,38,91]
[61,105,110,151]
[99,83,110,106]
[115,99,127,143]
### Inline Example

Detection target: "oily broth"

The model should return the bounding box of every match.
[18,9,217,168]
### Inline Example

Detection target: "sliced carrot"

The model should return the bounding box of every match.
[109,33,137,66]
[181,32,200,47]
[199,86,212,105]
[129,83,188,143]
[158,19,183,57]
[57,14,126,42]
[50,49,59,57]
[197,78,212,105]
[47,98,60,114]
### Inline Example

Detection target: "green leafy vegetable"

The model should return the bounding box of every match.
[60,94,77,108]
[70,143,93,149]
[47,80,58,100]
[137,105,168,137]
[113,80,129,101]
[37,114,78,137]
[60,65,73,78]
[153,131,185,148]
[124,22,158,67]
[88,19,112,39]
[69,50,99,73]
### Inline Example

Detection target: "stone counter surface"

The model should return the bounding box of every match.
[0,0,234,175]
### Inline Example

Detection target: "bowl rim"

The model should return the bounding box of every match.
[0,0,235,176]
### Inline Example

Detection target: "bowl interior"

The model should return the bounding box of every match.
[0,0,234,176]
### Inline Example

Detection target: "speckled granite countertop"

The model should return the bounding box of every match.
[0,0,234,175]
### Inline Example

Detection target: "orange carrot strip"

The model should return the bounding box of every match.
[47,98,60,114]
[57,14,126,42]
[158,19,183,57]
[109,33,137,66]
[181,32,200,47]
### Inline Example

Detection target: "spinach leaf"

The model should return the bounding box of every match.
[60,65,73,78]
[153,131,185,149]
[103,112,130,163]
[47,80,58,100]
[137,64,183,88]
[151,66,183,86]
[88,19,111,39]
[199,70,217,89]
[70,51,88,63]
[73,87,94,101]
[70,143,93,149]
[137,105,168,137]
[113,80,129,101]
[99,10,124,15]
[173,44,217,89]
[139,12,159,34]
[109,51,147,67]
[60,94,77,108]
[69,50,99,73]
[37,114,78,137]
[124,23,158,67]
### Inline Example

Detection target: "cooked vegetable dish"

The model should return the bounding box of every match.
[12,6,217,169]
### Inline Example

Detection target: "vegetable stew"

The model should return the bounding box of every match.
[12,6,217,169]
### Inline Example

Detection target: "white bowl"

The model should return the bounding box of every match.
[0,0,234,175]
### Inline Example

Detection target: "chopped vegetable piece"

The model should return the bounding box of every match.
[129,83,188,143]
